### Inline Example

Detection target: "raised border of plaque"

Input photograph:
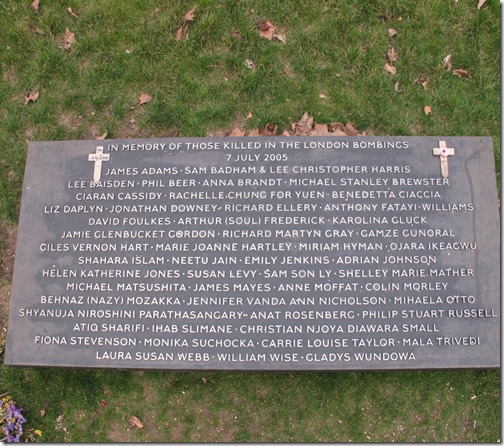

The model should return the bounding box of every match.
[5,136,500,371]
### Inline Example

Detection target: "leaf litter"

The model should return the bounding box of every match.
[175,6,196,41]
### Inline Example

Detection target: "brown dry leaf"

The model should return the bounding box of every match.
[201,377,207,384]
[139,93,152,105]
[31,0,39,12]
[424,105,432,116]
[230,29,242,39]
[130,416,144,429]
[257,21,276,40]
[282,130,290,136]
[388,28,398,38]
[40,406,47,418]
[283,66,293,77]
[67,7,79,18]
[184,7,196,22]
[294,112,313,136]
[319,94,327,99]
[443,54,452,71]
[312,123,331,136]
[64,28,76,50]
[344,121,360,136]
[384,63,397,75]
[330,122,345,133]
[262,123,278,136]
[56,415,65,423]
[175,24,188,41]
[394,81,400,91]
[246,111,253,119]
[96,132,107,140]
[24,90,39,104]
[273,32,286,43]
[477,0,487,9]
[247,128,261,136]
[387,46,398,63]
[225,127,245,137]
[452,68,472,80]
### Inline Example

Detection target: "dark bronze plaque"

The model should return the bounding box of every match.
[5,136,500,370]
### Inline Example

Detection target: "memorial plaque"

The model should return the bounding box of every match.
[5,136,500,371]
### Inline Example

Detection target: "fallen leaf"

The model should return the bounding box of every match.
[246,111,253,119]
[247,128,261,136]
[387,46,398,62]
[319,94,327,99]
[414,76,428,90]
[262,123,277,136]
[294,112,313,136]
[201,377,207,384]
[312,123,331,136]
[244,59,255,70]
[477,0,487,9]
[63,28,76,50]
[40,406,47,418]
[330,122,345,133]
[139,93,152,105]
[175,24,189,41]
[384,63,397,75]
[452,68,472,80]
[96,132,107,140]
[31,0,39,12]
[225,127,245,137]
[230,29,242,39]
[273,32,286,43]
[101,400,107,408]
[67,7,79,18]
[283,66,293,77]
[443,54,452,71]
[256,21,276,40]
[184,7,196,22]
[130,416,143,429]
[24,90,39,104]
[282,130,290,136]
[344,121,360,136]
[56,415,65,423]
[394,81,400,91]
[424,105,432,115]
[388,28,398,38]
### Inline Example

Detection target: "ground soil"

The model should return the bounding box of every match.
[0,222,17,351]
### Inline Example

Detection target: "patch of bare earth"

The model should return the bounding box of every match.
[0,222,17,348]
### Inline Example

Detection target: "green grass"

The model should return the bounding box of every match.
[0,0,500,442]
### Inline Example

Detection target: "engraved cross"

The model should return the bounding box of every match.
[88,146,110,182]
[433,141,454,179]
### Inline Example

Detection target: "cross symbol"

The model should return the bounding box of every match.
[432,141,454,179]
[88,146,110,182]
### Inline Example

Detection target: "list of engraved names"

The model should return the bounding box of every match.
[13,137,499,370]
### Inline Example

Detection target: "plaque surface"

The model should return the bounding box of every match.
[5,136,500,370]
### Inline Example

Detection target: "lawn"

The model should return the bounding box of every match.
[0,0,500,442]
